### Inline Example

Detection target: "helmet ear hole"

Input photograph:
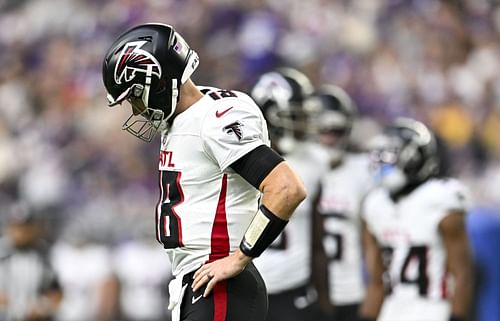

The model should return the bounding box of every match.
[152,78,167,93]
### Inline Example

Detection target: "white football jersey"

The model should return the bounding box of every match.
[157,87,270,276]
[317,153,373,304]
[362,178,470,321]
[254,142,329,293]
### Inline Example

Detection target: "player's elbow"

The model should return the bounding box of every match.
[295,181,307,204]
[285,177,307,208]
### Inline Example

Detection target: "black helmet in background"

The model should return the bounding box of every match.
[250,67,315,154]
[369,118,439,194]
[312,85,356,163]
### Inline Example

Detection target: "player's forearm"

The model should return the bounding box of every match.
[312,253,335,316]
[450,265,473,319]
[359,281,384,319]
[360,223,385,320]
[238,162,305,258]
[259,162,307,220]
[311,206,334,315]
[439,212,474,320]
[260,188,305,220]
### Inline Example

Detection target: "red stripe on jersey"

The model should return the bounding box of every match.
[209,174,230,262]
[441,270,449,299]
[213,280,228,321]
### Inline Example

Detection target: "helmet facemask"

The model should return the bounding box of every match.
[316,109,352,163]
[109,77,177,142]
[369,135,409,193]
[266,102,315,153]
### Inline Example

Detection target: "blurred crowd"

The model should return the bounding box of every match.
[1,0,500,320]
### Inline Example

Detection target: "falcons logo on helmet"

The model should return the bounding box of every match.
[223,121,244,141]
[114,41,162,85]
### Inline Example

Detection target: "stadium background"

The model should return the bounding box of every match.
[0,0,499,320]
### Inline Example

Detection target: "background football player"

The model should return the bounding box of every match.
[360,118,474,321]
[0,203,62,321]
[310,85,374,321]
[251,68,328,321]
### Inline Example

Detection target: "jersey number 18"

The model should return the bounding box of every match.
[157,170,184,248]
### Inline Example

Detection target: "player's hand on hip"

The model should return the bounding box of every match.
[192,249,252,297]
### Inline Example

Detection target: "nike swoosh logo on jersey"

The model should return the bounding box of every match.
[215,106,233,118]
[192,294,203,304]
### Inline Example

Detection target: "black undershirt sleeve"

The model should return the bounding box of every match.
[229,144,284,189]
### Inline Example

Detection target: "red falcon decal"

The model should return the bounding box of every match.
[114,40,162,84]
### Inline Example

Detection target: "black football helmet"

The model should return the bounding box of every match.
[102,23,199,142]
[369,118,439,193]
[250,68,315,153]
[312,85,356,161]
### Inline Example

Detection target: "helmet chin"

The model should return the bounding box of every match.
[376,164,408,194]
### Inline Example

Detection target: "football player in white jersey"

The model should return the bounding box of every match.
[360,118,473,321]
[310,85,373,321]
[102,23,307,321]
[250,68,329,321]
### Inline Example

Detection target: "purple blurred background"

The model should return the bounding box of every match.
[1,1,499,320]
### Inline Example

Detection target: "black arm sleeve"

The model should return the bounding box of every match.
[229,145,284,189]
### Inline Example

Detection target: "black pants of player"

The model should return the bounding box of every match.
[180,262,268,321]
[328,303,359,321]
[266,285,323,321]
